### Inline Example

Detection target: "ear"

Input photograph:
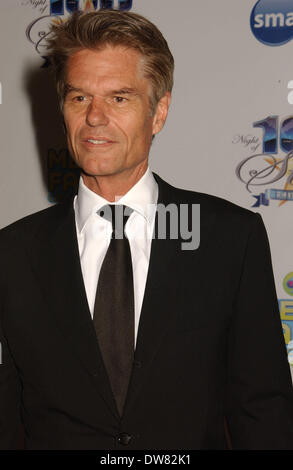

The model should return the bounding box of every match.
[152,92,171,136]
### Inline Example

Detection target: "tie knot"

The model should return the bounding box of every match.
[98,204,133,238]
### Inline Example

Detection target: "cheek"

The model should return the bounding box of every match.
[67,124,81,149]
[64,110,82,136]
[122,115,154,145]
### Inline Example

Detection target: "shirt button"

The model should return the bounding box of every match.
[117,433,133,446]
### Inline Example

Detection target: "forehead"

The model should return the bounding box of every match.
[65,46,147,89]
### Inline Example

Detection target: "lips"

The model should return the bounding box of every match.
[87,139,108,144]
[83,136,115,145]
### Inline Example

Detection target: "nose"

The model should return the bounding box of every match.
[86,97,109,127]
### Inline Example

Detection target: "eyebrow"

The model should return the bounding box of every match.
[111,88,139,96]
[64,83,140,97]
[64,84,84,96]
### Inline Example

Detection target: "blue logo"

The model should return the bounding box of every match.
[250,0,293,46]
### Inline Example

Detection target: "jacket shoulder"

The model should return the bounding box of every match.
[0,199,73,244]
[154,173,257,222]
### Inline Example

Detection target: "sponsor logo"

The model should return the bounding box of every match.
[24,0,133,62]
[250,0,293,46]
[234,115,293,207]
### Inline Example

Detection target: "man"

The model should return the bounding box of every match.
[0,9,293,450]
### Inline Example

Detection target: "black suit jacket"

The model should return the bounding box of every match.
[0,173,293,450]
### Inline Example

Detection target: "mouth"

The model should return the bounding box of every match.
[84,137,115,146]
[87,139,111,144]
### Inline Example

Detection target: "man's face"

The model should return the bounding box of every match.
[63,45,169,179]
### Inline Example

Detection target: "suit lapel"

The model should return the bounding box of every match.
[28,198,119,420]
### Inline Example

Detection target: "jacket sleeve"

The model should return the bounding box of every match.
[225,212,293,449]
[0,284,23,449]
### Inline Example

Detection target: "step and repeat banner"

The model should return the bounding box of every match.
[0,0,293,371]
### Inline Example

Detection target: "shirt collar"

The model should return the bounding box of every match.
[74,167,158,234]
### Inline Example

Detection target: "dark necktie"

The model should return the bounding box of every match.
[93,204,134,417]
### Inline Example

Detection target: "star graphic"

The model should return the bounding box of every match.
[82,0,96,11]
[264,157,282,171]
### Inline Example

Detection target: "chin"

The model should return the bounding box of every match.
[81,164,119,178]
[78,159,104,174]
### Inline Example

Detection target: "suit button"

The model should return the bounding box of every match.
[117,433,133,446]
[133,360,142,368]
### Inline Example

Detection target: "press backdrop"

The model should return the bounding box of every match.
[1,0,293,371]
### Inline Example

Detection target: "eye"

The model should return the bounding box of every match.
[113,96,127,103]
[73,95,86,102]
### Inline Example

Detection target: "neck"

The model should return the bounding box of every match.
[81,162,148,202]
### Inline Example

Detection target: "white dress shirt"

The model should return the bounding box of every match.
[73,168,158,347]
